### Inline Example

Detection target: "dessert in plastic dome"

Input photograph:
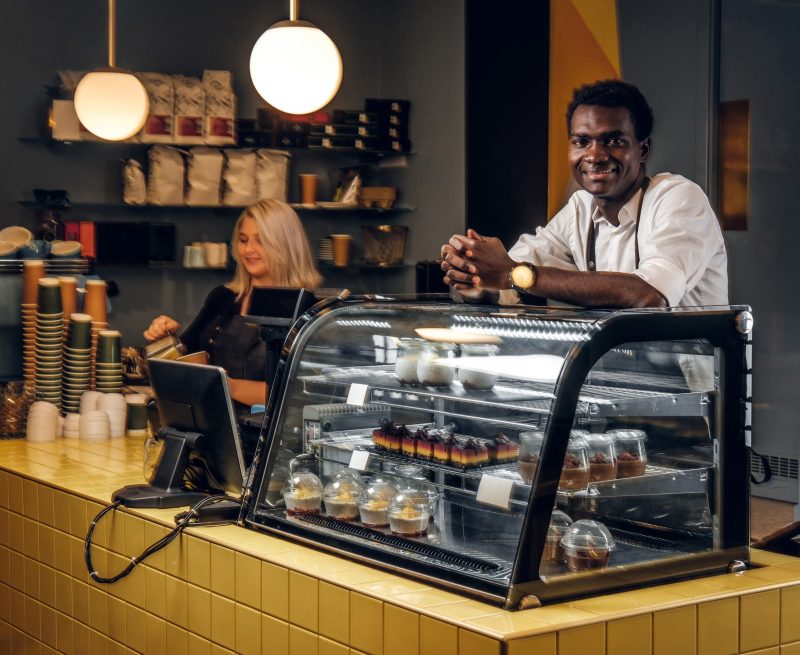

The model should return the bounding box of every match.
[612,429,648,478]
[585,433,618,482]
[558,433,590,492]
[281,471,324,515]
[323,476,364,521]
[358,479,398,527]
[543,510,573,565]
[388,492,432,536]
[560,519,616,572]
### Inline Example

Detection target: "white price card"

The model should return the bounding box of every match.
[349,450,370,471]
[476,474,514,510]
[346,383,369,407]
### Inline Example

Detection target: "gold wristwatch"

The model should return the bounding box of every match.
[509,262,537,293]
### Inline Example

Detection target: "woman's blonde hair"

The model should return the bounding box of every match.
[227,199,322,300]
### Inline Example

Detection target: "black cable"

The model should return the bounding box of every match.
[84,495,239,584]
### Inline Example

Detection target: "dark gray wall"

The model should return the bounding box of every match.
[0,1,466,352]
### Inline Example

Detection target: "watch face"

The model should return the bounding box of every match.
[511,264,534,289]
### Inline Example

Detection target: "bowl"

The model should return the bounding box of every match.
[0,240,18,259]
[50,241,82,258]
[0,226,33,249]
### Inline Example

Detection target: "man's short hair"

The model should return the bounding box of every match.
[566,80,654,141]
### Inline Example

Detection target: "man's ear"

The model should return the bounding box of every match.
[640,138,651,162]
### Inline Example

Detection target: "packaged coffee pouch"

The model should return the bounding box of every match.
[256,149,291,201]
[147,145,184,205]
[139,73,174,143]
[173,75,205,145]
[123,159,147,205]
[203,70,236,145]
[185,147,224,206]
[222,149,257,206]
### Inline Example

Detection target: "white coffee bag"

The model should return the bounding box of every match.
[139,73,174,143]
[173,75,205,145]
[185,147,224,206]
[203,70,236,145]
[256,149,291,201]
[123,159,147,205]
[222,150,257,206]
[147,145,184,205]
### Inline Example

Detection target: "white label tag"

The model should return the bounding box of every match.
[349,450,370,471]
[346,383,369,406]
[476,475,513,510]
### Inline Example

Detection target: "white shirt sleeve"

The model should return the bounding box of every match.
[508,201,581,271]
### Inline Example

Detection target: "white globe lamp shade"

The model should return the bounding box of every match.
[74,69,149,141]
[250,21,343,115]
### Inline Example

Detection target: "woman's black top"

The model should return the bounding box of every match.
[180,285,268,407]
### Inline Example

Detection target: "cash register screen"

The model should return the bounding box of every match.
[149,359,246,496]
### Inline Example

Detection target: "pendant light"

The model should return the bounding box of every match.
[249,0,343,115]
[74,0,149,141]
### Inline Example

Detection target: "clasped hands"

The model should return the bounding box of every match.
[441,229,515,291]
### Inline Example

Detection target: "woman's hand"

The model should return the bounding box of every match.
[143,315,181,342]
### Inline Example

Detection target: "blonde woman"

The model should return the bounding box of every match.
[144,199,322,408]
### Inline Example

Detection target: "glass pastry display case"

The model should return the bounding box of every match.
[242,297,753,609]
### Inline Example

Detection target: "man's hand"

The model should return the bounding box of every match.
[440,229,516,290]
[143,315,180,342]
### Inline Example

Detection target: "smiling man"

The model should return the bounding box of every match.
[441,80,728,309]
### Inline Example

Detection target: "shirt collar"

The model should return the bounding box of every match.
[590,187,644,227]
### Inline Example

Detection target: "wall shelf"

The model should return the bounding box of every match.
[18,200,415,214]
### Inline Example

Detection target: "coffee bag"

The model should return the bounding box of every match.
[256,149,291,201]
[173,75,205,145]
[203,70,236,146]
[186,147,224,206]
[222,149,257,206]
[147,145,184,205]
[140,73,174,143]
[122,159,147,205]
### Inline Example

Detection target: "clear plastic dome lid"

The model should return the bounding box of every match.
[388,492,431,516]
[323,477,364,501]
[359,479,398,505]
[547,510,574,540]
[281,471,323,496]
[335,468,365,484]
[560,519,616,553]
[610,429,647,442]
[584,433,615,448]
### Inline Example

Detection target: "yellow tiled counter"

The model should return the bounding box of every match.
[2,437,800,655]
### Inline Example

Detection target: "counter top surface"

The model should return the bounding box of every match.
[2,435,800,642]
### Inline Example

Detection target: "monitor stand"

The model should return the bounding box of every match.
[112,427,216,509]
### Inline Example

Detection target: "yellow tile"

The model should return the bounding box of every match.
[357,578,432,598]
[70,533,89,581]
[235,552,261,609]
[781,586,800,644]
[751,550,799,567]
[654,605,696,655]
[123,514,145,560]
[743,649,779,655]
[0,510,7,549]
[89,628,109,655]
[782,642,800,655]
[211,593,237,651]
[165,532,188,579]
[188,536,211,589]
[105,552,128,600]
[68,495,87,538]
[263,562,289,620]
[25,556,40,599]
[290,625,319,655]
[320,636,350,655]
[143,522,166,572]
[745,568,800,585]
[7,475,23,515]
[52,528,71,575]
[319,582,349,644]
[72,578,90,625]
[55,570,72,615]
[263,613,290,654]
[558,623,605,655]
[24,596,41,639]
[121,561,146,610]
[607,614,651,655]
[210,544,236,600]
[51,491,70,535]
[11,626,25,655]
[7,552,23,592]
[0,546,7,586]
[697,598,738,655]
[145,613,168,655]
[73,621,91,655]
[465,609,564,638]
[7,512,23,554]
[56,608,73,654]
[39,525,55,569]
[0,472,8,509]
[384,603,419,655]
[187,583,212,641]
[236,603,262,655]
[39,604,57,649]
[87,501,108,550]
[144,566,166,617]
[508,633,557,655]
[165,575,189,629]
[107,595,126,644]
[22,479,39,519]
[420,616,457,655]
[23,517,39,557]
[37,486,55,528]
[166,622,189,655]
[428,601,502,622]
[459,628,500,655]
[290,570,319,632]
[88,585,108,633]
[126,603,147,654]
[741,590,780,652]
[105,510,126,556]
[350,592,383,655]
[187,633,212,655]
[40,565,56,609]
[391,589,465,609]
[211,645,236,655]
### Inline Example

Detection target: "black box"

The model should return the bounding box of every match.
[365,98,411,117]
[308,135,357,150]
[95,222,175,265]
[310,123,359,136]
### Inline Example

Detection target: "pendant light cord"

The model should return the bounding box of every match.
[107,0,116,67]
[290,0,298,21]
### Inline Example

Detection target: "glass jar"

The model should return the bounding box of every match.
[323,477,364,521]
[517,430,544,484]
[416,342,456,387]
[558,433,590,492]
[584,433,618,482]
[457,343,499,391]
[281,471,324,515]
[611,430,648,478]
[394,337,425,385]
[560,519,616,572]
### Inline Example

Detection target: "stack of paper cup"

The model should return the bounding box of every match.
[26,401,60,442]
[63,413,81,439]
[83,280,109,384]
[80,390,103,415]
[21,260,46,385]
[95,330,123,392]
[79,410,111,441]
[125,394,149,437]
[97,393,127,438]
[35,278,64,410]
[62,313,93,414]
[59,277,78,337]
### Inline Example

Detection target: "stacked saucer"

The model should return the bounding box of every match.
[35,278,64,409]
[95,330,123,393]
[26,401,61,442]
[61,313,93,414]
[317,238,333,263]
[21,260,46,385]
